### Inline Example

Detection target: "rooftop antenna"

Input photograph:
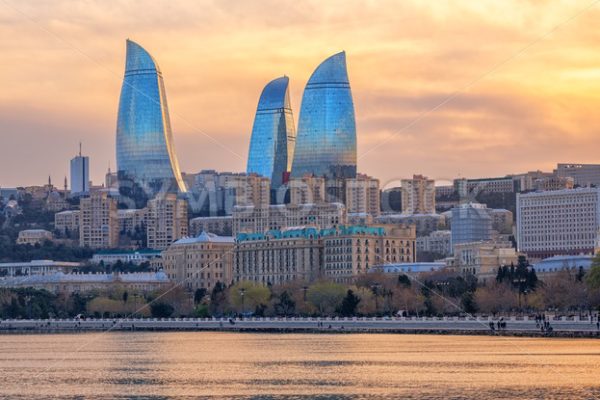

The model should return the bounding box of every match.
[79,142,82,157]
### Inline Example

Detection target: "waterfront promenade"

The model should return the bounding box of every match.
[1,316,599,337]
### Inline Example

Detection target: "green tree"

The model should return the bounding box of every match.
[307,281,346,315]
[194,288,207,304]
[229,281,270,314]
[275,291,296,316]
[586,253,600,289]
[339,289,361,316]
[150,302,174,318]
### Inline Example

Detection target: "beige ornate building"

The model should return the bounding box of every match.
[161,232,235,291]
[234,227,322,285]
[323,225,416,282]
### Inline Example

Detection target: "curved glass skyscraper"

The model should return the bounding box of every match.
[291,51,357,179]
[246,76,296,189]
[116,39,186,202]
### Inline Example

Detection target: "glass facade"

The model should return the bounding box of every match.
[291,52,357,180]
[246,76,296,189]
[116,39,186,200]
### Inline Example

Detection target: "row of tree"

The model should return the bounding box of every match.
[3,254,600,319]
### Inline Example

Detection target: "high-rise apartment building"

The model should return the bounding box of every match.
[401,175,435,215]
[246,76,296,190]
[190,171,269,215]
[516,188,600,259]
[146,194,188,250]
[288,175,326,205]
[116,39,186,200]
[291,52,357,180]
[345,174,380,217]
[79,191,119,249]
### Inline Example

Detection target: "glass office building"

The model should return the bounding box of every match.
[116,39,186,201]
[291,51,357,179]
[246,76,296,189]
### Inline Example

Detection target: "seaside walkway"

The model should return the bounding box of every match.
[1,316,600,337]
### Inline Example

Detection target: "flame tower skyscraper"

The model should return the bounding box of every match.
[116,39,186,203]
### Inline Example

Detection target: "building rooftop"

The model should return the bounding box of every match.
[173,231,234,245]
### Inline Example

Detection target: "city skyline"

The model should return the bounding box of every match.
[2,1,600,188]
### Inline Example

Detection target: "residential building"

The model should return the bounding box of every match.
[79,191,119,249]
[345,174,380,217]
[246,76,296,190]
[516,188,600,259]
[117,209,147,234]
[189,216,233,236]
[375,213,445,237]
[162,232,235,291]
[116,39,187,199]
[16,229,53,245]
[489,208,513,234]
[417,230,452,257]
[55,210,81,235]
[190,170,270,215]
[455,177,516,199]
[401,175,436,214]
[146,194,188,250]
[232,202,346,234]
[291,52,357,180]
[289,174,325,205]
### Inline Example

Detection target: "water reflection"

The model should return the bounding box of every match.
[0,332,599,399]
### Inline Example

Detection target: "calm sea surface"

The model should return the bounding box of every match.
[0,332,599,399]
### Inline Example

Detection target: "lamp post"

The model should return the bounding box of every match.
[372,283,381,315]
[302,286,308,302]
[239,288,246,318]
[513,277,527,313]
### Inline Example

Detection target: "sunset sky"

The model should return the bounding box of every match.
[1,0,600,190]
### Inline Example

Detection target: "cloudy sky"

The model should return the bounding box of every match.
[1,0,600,189]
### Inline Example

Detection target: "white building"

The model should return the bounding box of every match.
[516,187,600,259]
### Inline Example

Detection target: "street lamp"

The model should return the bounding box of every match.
[372,283,381,315]
[513,277,527,313]
[302,286,308,302]
[239,288,246,318]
